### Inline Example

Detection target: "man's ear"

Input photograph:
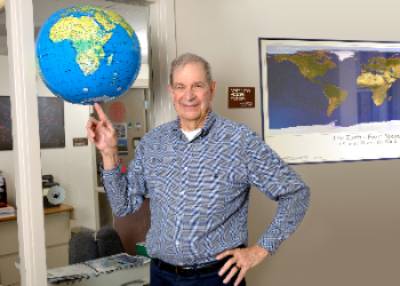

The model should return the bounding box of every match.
[210,81,216,98]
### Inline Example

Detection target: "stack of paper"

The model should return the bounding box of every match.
[0,205,16,218]
[47,264,96,284]
[47,253,150,284]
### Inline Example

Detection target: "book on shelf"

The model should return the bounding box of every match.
[0,205,16,217]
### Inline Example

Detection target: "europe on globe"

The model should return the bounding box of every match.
[36,5,141,104]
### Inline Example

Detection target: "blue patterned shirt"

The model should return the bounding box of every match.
[102,112,310,265]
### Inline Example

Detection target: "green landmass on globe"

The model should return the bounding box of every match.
[49,5,134,76]
[356,57,400,106]
[273,51,348,116]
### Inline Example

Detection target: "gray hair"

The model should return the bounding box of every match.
[169,53,213,85]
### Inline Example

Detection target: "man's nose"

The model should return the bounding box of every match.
[183,87,196,100]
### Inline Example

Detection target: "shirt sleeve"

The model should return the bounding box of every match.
[244,129,310,255]
[102,142,147,217]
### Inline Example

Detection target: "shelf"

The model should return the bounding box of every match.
[0,204,73,223]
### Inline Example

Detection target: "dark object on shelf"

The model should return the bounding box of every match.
[42,174,55,188]
[42,174,66,207]
[0,170,7,208]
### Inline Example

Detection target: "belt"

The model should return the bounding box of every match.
[152,258,227,277]
[152,244,246,277]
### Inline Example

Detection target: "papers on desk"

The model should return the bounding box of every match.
[85,253,149,273]
[48,253,150,284]
[47,263,96,284]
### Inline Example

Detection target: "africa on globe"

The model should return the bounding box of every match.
[36,5,141,104]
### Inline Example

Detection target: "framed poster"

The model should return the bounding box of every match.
[0,96,65,150]
[259,38,400,163]
[38,97,65,148]
[0,96,12,150]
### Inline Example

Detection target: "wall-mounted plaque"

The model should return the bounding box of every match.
[228,87,255,108]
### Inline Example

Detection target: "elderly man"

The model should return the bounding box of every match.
[87,53,310,286]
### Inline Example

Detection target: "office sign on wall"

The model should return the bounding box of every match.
[228,87,255,108]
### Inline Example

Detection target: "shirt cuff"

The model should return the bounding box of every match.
[257,237,282,256]
[101,163,121,177]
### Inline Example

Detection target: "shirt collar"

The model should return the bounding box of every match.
[172,111,217,137]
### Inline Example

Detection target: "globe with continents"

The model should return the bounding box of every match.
[36,5,141,104]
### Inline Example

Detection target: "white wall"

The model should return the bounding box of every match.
[171,0,400,285]
[0,55,98,230]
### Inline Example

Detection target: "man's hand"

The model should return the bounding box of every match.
[86,103,118,169]
[216,244,269,285]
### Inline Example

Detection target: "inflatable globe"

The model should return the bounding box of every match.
[36,5,141,104]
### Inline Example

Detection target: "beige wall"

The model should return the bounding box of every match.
[172,0,400,285]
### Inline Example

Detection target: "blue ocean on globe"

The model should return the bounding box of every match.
[36,5,141,105]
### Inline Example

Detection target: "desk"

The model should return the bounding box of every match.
[49,263,150,286]
[0,204,73,286]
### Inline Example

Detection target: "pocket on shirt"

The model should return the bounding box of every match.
[184,187,226,232]
[144,156,175,199]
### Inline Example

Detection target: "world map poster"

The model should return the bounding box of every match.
[259,38,400,163]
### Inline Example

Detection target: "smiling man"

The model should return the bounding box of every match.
[168,55,216,132]
[87,53,310,286]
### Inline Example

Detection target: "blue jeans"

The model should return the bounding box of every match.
[150,260,246,286]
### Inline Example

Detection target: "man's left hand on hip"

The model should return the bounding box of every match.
[216,244,269,286]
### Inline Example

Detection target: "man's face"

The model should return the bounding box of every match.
[169,62,216,130]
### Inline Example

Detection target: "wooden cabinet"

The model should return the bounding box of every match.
[0,205,73,286]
